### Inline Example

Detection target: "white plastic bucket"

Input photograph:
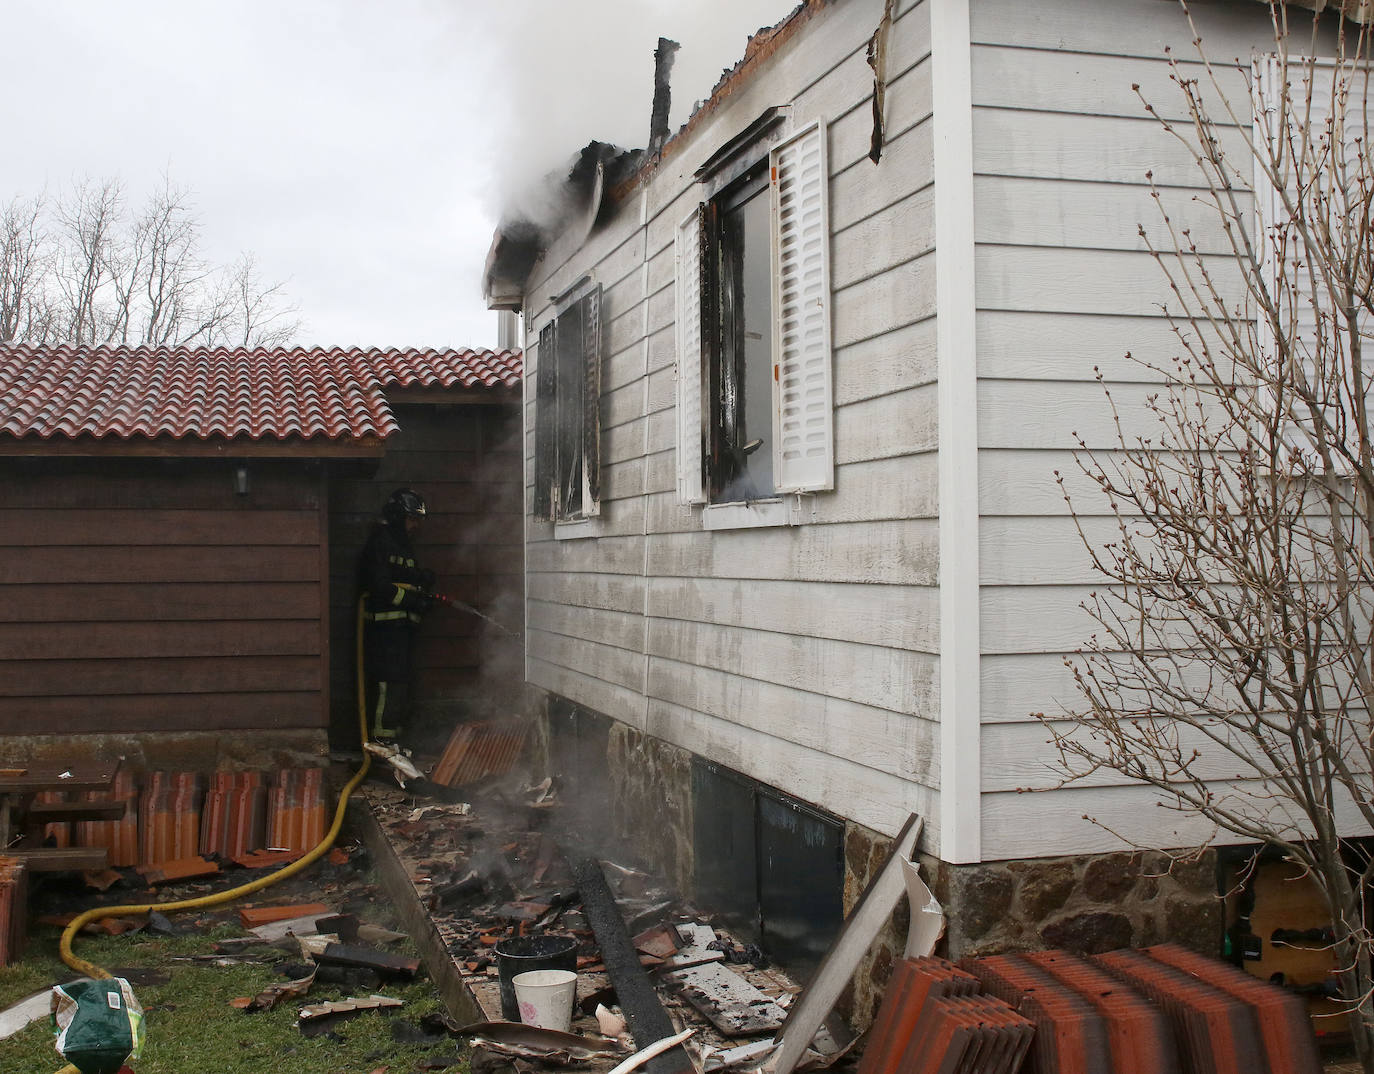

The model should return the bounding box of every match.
[512,968,578,1031]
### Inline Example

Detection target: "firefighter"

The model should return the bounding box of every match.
[357,487,435,764]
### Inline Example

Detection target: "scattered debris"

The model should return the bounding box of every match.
[457,1020,626,1061]
[298,994,404,1037]
[900,858,945,959]
[313,941,422,979]
[240,902,331,929]
[241,967,317,1012]
[606,1029,697,1074]
[573,858,695,1074]
[136,856,219,884]
[664,961,787,1037]
[248,912,334,942]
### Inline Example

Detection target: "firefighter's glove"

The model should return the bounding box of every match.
[418,568,437,592]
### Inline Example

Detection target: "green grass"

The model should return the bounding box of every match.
[0,921,469,1073]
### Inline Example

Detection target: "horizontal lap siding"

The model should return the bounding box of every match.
[0,459,326,736]
[969,0,1276,859]
[525,0,938,842]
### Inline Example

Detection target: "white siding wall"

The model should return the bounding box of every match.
[970,0,1280,858]
[523,0,939,845]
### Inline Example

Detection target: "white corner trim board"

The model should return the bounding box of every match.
[931,0,982,864]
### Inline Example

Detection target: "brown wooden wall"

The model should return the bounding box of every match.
[326,402,523,751]
[0,457,328,737]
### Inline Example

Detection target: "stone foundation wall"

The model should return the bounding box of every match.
[607,723,694,890]
[935,850,1224,960]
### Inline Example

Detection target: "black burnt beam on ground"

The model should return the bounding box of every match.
[573,856,695,1074]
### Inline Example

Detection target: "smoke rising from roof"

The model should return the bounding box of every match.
[470,0,800,229]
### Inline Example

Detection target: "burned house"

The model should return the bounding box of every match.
[484,0,1370,982]
[0,342,522,768]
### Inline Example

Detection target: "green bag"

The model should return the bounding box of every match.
[51,977,145,1074]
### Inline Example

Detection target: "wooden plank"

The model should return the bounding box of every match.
[970,0,1284,61]
[0,582,322,623]
[645,519,938,585]
[976,309,1200,381]
[527,601,643,652]
[831,120,934,233]
[647,655,937,784]
[978,447,1128,518]
[979,584,1118,655]
[0,620,319,661]
[8,847,108,873]
[974,174,1248,255]
[526,657,647,730]
[834,317,937,407]
[644,619,936,714]
[834,250,937,350]
[0,509,319,546]
[527,629,645,694]
[976,244,1246,318]
[831,185,935,292]
[972,43,1245,121]
[834,385,938,465]
[0,545,320,585]
[974,106,1247,188]
[0,692,324,734]
[526,572,644,615]
[0,655,322,697]
[980,783,1240,860]
[977,379,1175,451]
[644,576,937,651]
[979,515,1127,585]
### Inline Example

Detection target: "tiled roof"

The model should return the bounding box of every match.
[0,343,522,443]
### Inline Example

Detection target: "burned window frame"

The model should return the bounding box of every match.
[533,281,602,522]
[675,114,835,513]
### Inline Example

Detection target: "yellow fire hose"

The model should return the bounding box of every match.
[51,599,378,1072]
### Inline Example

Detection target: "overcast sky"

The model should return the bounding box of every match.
[0,1,798,351]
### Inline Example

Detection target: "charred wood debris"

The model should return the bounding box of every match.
[364,778,854,1074]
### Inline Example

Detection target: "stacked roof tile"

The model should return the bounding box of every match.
[0,343,521,443]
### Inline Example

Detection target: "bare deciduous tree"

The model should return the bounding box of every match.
[1041,2,1374,1066]
[0,176,298,348]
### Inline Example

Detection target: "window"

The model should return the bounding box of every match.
[1253,54,1372,465]
[533,283,601,521]
[675,119,834,511]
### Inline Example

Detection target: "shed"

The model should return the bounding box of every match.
[0,342,522,770]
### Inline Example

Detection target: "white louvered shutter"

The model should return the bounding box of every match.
[771,120,834,493]
[675,206,707,504]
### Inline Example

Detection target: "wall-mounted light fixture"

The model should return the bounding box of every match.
[234,465,250,496]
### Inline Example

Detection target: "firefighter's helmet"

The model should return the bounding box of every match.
[383,487,427,526]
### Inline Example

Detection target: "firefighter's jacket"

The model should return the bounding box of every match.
[358,521,430,682]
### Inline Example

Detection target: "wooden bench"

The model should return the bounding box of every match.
[7,847,109,873]
[24,801,126,824]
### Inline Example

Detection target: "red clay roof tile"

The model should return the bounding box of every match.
[0,343,522,443]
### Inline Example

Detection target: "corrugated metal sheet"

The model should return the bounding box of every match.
[431,718,530,788]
